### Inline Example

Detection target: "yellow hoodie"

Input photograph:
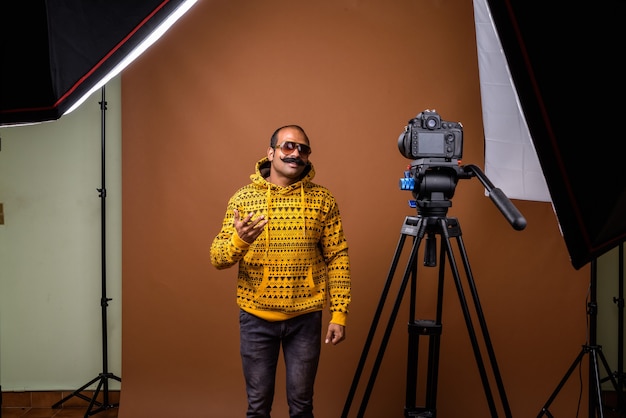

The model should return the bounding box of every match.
[210,157,351,326]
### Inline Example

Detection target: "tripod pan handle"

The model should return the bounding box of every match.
[490,188,527,231]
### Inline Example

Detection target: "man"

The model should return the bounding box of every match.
[210,125,352,418]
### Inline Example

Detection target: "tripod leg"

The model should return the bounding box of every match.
[537,348,587,417]
[86,377,105,417]
[357,221,427,417]
[597,348,626,417]
[537,345,623,418]
[603,243,626,416]
[341,231,408,417]
[440,217,512,417]
[85,373,122,416]
[51,375,102,408]
[592,349,606,418]
[420,240,447,413]
[456,229,512,417]
[52,372,121,415]
[342,216,426,418]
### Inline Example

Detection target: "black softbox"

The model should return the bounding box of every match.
[0,0,194,126]
[486,0,626,270]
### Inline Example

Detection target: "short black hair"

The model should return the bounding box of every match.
[270,125,309,147]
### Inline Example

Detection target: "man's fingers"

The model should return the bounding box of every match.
[252,215,266,228]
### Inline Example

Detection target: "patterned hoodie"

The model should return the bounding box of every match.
[210,157,351,326]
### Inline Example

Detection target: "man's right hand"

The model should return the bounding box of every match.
[234,209,269,244]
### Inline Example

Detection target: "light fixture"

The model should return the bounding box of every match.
[0,0,199,127]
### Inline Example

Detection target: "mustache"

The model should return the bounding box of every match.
[281,157,306,166]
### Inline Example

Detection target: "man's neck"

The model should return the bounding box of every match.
[268,172,296,188]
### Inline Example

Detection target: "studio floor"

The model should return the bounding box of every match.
[1,391,119,418]
[3,389,624,417]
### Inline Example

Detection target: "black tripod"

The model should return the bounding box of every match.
[342,162,526,417]
[52,86,121,416]
[538,256,626,418]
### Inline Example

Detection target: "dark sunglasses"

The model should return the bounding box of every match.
[275,141,311,156]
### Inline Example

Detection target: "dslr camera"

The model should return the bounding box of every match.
[397,110,463,160]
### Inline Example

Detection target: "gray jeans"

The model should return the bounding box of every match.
[239,309,322,418]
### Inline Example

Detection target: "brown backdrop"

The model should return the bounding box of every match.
[120,1,590,417]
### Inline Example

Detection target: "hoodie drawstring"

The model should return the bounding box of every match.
[266,185,271,254]
[301,183,306,238]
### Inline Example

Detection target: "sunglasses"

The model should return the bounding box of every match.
[275,141,311,156]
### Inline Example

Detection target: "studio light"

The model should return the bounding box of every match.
[0,0,198,127]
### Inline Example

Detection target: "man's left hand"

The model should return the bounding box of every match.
[325,323,345,345]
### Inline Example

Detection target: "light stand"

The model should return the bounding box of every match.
[52,86,121,416]
[611,243,625,415]
[537,258,625,417]
[601,242,626,416]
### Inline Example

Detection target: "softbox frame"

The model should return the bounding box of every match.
[485,0,626,270]
[0,0,192,126]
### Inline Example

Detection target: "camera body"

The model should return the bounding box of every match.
[397,110,463,160]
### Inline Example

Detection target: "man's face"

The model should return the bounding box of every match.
[267,127,311,186]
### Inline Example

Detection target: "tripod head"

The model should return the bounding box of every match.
[399,158,527,230]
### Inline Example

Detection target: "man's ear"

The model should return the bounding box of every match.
[267,147,274,161]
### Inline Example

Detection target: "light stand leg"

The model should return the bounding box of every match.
[602,243,626,416]
[51,86,121,416]
[618,243,624,392]
[614,243,625,415]
[537,259,624,418]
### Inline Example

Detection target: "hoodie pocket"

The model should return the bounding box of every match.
[255,264,317,301]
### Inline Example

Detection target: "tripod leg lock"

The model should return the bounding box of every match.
[409,319,442,336]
